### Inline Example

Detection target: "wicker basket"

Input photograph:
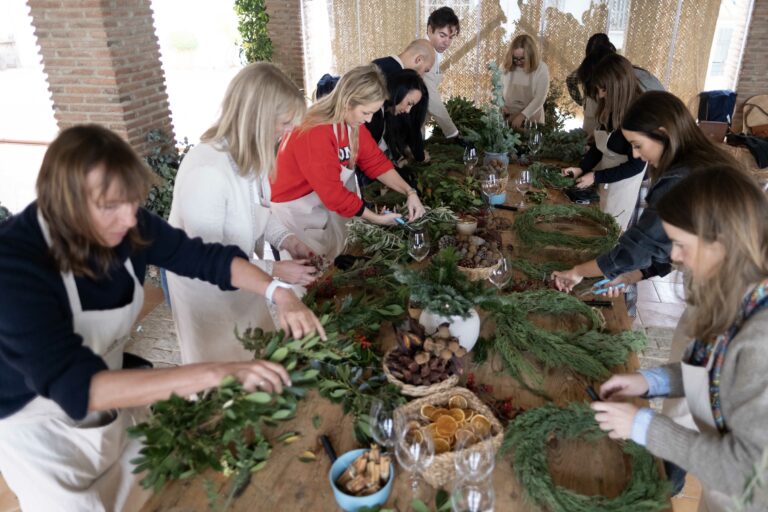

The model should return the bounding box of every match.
[394,387,504,488]
[458,260,500,281]
[383,349,459,397]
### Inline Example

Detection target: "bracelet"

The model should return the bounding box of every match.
[406,188,417,196]
[265,279,292,303]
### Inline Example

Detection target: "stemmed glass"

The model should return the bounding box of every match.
[526,120,543,162]
[480,172,504,214]
[394,419,435,501]
[408,230,431,262]
[369,399,398,451]
[488,256,512,291]
[463,146,479,175]
[451,479,495,512]
[515,169,532,209]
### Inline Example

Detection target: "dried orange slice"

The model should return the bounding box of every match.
[455,428,477,447]
[435,415,459,436]
[428,407,450,421]
[448,395,468,409]
[448,408,465,423]
[470,415,492,437]
[420,404,436,421]
[463,409,476,422]
[434,437,451,454]
[405,428,423,443]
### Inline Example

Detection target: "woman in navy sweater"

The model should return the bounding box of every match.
[0,125,325,511]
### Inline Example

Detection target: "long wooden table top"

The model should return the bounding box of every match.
[143,167,666,512]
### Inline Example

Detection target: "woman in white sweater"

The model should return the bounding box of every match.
[501,33,549,129]
[168,63,318,364]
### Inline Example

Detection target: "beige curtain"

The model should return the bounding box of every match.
[319,0,721,110]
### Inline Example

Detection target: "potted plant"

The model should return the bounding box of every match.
[464,62,521,169]
[392,248,496,351]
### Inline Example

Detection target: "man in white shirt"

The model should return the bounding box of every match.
[423,7,461,140]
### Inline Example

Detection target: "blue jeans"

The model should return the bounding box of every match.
[160,267,172,311]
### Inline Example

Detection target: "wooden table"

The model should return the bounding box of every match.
[143,172,666,512]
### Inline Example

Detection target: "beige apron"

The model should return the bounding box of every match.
[503,69,545,124]
[271,124,360,259]
[592,129,645,231]
[0,212,150,512]
[661,305,696,430]
[680,340,740,512]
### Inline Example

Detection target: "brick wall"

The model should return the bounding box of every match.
[733,0,768,130]
[27,0,174,156]
[265,0,306,93]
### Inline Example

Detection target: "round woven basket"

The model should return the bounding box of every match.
[393,387,503,488]
[458,259,500,281]
[383,349,459,397]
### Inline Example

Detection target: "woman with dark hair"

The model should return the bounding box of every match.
[365,68,429,167]
[552,91,739,292]
[592,167,768,512]
[562,53,648,230]
[0,125,324,511]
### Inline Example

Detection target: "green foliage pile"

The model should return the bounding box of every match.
[528,162,575,189]
[514,204,621,255]
[502,402,670,512]
[431,96,485,138]
[234,0,273,63]
[143,130,191,220]
[392,247,497,318]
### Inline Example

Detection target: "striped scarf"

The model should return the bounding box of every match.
[688,279,768,432]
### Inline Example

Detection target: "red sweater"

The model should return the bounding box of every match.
[271,123,392,218]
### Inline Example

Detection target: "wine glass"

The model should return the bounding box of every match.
[480,173,503,214]
[463,146,479,174]
[488,256,512,291]
[394,419,435,500]
[408,230,431,262]
[527,122,543,161]
[454,432,496,482]
[369,399,398,450]
[515,169,532,209]
[451,479,495,512]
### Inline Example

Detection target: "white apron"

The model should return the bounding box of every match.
[503,69,545,124]
[271,124,360,259]
[660,306,696,430]
[0,212,151,512]
[592,129,645,231]
[680,341,739,512]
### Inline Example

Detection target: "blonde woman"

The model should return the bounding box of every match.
[501,34,550,129]
[168,63,319,364]
[271,64,426,259]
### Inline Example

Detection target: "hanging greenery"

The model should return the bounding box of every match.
[234,0,273,63]
[528,162,575,189]
[477,290,646,385]
[514,204,621,255]
[345,206,459,262]
[502,402,670,512]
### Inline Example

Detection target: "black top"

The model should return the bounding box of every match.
[365,108,426,163]
[596,166,690,279]
[372,56,403,78]
[579,127,646,184]
[0,203,247,420]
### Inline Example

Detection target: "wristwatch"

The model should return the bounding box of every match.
[265,279,292,303]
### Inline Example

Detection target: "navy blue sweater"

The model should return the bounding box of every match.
[579,127,646,184]
[0,203,247,420]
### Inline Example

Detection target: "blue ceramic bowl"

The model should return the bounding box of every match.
[329,448,394,512]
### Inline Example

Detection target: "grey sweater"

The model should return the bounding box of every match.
[647,309,768,505]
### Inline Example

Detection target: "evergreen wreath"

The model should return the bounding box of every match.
[514,204,621,255]
[502,402,670,512]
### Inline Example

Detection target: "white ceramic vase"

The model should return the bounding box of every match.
[419,308,480,351]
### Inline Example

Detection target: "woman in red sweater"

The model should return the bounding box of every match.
[271,64,426,259]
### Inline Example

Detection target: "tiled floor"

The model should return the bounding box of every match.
[1,278,701,511]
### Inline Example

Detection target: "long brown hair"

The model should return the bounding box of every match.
[502,34,540,73]
[202,63,305,179]
[657,166,768,342]
[36,125,156,278]
[622,91,738,181]
[592,53,642,129]
[295,64,386,169]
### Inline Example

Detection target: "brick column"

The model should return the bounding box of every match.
[265,0,306,92]
[27,0,174,156]
[733,0,768,131]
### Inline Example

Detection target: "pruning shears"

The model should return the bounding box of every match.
[578,278,625,297]
[382,208,417,231]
